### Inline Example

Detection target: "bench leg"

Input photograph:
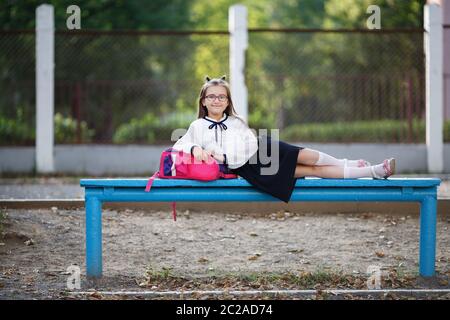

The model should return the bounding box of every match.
[86,196,102,279]
[419,196,437,277]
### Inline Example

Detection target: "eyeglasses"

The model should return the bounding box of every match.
[205,94,228,102]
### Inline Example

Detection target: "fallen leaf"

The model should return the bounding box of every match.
[198,257,209,264]
[221,235,235,239]
[24,239,35,246]
[439,279,448,286]
[89,292,103,300]
[287,248,304,253]
[275,211,285,219]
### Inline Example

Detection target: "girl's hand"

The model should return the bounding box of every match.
[212,153,225,163]
[192,146,212,162]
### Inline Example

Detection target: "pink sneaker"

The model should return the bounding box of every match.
[371,158,396,179]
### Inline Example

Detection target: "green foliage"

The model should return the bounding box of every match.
[248,108,276,129]
[1,0,194,30]
[113,111,196,144]
[113,113,158,144]
[0,210,5,235]
[54,113,95,143]
[0,113,95,145]
[1,0,431,146]
[3,113,447,145]
[324,0,425,28]
[144,267,174,281]
[0,114,34,145]
[282,119,450,143]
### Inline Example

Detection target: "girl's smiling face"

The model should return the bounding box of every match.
[203,85,228,120]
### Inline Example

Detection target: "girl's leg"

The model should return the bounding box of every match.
[294,165,344,178]
[294,162,393,179]
[297,148,369,167]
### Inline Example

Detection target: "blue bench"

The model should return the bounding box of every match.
[80,177,441,279]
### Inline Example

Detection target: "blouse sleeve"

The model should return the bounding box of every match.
[172,123,201,154]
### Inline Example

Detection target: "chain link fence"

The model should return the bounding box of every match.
[247,29,426,143]
[0,31,36,145]
[1,28,429,145]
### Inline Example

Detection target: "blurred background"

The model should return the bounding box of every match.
[1,0,437,147]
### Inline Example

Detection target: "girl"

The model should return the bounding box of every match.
[173,76,395,203]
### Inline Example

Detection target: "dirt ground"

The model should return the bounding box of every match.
[0,206,449,300]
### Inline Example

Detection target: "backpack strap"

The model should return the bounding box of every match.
[172,201,177,221]
[145,171,159,192]
[145,172,177,221]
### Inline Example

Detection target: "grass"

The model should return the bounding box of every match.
[0,209,6,235]
[139,266,430,292]
[281,119,450,143]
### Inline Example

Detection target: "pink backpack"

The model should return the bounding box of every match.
[145,148,237,220]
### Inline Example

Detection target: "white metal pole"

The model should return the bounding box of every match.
[424,3,444,173]
[36,4,55,173]
[443,0,450,120]
[229,5,248,122]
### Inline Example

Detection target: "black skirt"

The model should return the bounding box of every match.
[231,135,304,203]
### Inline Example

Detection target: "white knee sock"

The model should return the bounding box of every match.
[316,151,361,167]
[343,166,372,178]
[343,164,385,178]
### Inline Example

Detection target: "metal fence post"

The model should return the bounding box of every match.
[36,4,55,173]
[424,3,444,173]
[229,4,248,122]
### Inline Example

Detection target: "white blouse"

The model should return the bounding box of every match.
[172,113,258,169]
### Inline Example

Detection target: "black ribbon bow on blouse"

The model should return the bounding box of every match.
[203,113,228,130]
[203,113,228,146]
